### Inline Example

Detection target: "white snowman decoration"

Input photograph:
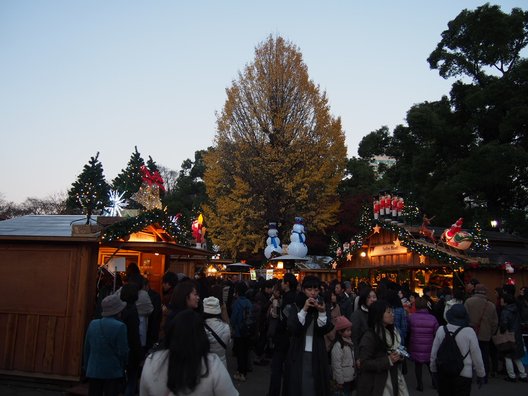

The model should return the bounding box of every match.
[288,216,308,258]
[264,222,283,259]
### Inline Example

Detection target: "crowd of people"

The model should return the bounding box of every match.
[83,265,528,396]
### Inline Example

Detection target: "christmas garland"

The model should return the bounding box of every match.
[101,208,191,245]
[334,205,492,268]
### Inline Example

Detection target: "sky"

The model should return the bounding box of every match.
[1,1,525,203]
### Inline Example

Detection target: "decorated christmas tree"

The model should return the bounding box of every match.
[66,152,110,224]
[112,146,145,208]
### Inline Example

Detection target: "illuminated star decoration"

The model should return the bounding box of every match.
[373,225,381,234]
[346,252,353,261]
[419,255,426,264]
[393,238,401,247]
[104,190,127,216]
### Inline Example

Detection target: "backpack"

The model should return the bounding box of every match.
[436,325,469,376]
[240,305,258,339]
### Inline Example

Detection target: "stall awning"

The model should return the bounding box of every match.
[102,241,213,257]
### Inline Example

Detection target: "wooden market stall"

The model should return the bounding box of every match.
[0,214,211,380]
[338,220,528,294]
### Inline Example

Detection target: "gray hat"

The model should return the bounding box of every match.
[203,296,221,315]
[446,303,469,327]
[101,294,127,317]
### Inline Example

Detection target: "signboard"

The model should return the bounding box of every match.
[106,257,126,272]
[250,269,257,281]
[369,244,408,257]
[266,269,274,280]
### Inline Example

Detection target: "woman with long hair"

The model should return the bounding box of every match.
[357,300,409,396]
[349,287,377,358]
[140,310,238,395]
[163,280,200,334]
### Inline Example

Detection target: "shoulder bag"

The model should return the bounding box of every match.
[492,330,516,353]
[204,322,227,349]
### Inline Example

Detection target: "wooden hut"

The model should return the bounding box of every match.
[338,220,528,294]
[0,214,211,380]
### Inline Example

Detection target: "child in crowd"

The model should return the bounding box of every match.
[331,316,356,396]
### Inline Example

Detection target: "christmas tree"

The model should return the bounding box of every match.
[66,152,110,224]
[112,146,145,209]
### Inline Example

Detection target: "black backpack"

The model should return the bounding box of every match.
[240,305,258,339]
[436,325,469,376]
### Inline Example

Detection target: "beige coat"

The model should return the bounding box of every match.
[464,293,498,341]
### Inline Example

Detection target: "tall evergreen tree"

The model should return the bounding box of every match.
[112,146,145,209]
[66,152,110,224]
[358,4,528,234]
[163,150,207,220]
[203,35,347,257]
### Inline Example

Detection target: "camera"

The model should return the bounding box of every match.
[396,346,410,359]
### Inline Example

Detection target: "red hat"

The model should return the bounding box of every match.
[334,315,352,332]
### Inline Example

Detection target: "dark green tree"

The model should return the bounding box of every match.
[427,3,528,84]
[338,157,379,197]
[350,4,528,235]
[163,150,207,220]
[426,4,528,230]
[112,146,145,209]
[357,126,391,159]
[66,152,110,224]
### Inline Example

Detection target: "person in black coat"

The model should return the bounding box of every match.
[144,278,162,351]
[120,284,142,396]
[283,275,333,396]
[268,273,298,396]
[499,293,528,382]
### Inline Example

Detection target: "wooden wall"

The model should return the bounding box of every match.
[0,241,99,379]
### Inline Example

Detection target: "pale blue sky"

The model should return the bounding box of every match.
[1,1,524,203]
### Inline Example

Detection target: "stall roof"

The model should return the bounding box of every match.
[0,215,100,241]
[105,241,213,257]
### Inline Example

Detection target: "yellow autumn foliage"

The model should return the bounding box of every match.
[203,35,347,258]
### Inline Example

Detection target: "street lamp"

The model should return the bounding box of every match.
[490,220,498,228]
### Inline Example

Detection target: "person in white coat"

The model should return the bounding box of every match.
[140,309,238,396]
[331,315,356,396]
[202,296,231,367]
[430,304,485,396]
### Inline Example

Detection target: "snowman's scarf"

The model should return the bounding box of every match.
[292,231,305,244]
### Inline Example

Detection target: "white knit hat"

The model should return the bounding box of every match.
[203,296,221,315]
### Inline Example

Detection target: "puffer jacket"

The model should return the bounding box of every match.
[408,309,439,363]
[331,339,355,385]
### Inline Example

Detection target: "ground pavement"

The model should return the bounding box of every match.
[0,355,526,395]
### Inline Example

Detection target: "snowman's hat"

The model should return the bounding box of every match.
[269,222,278,230]
[294,216,304,224]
